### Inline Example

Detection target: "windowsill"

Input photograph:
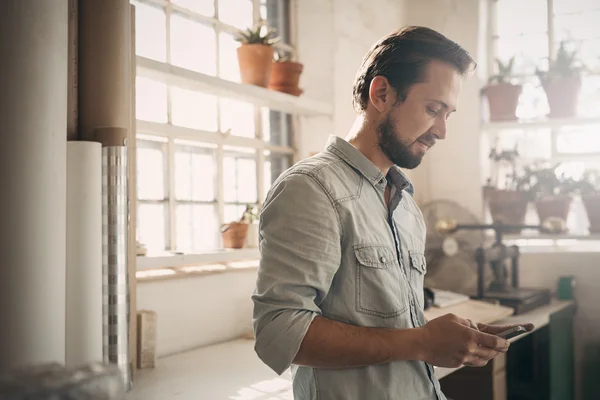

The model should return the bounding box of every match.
[481,115,600,132]
[136,56,333,117]
[137,248,260,269]
[136,248,260,282]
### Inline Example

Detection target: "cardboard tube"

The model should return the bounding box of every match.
[94,127,128,147]
[67,0,78,140]
[78,0,131,141]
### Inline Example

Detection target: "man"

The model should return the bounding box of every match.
[252,26,533,400]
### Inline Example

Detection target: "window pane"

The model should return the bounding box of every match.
[262,108,292,146]
[223,204,247,223]
[171,87,218,131]
[496,34,549,75]
[555,10,600,42]
[264,151,292,199]
[237,158,258,202]
[175,146,216,201]
[579,75,600,117]
[556,125,600,154]
[137,145,166,200]
[496,0,547,37]
[262,0,291,44]
[133,1,167,62]
[172,0,214,16]
[176,204,218,251]
[136,77,168,123]
[556,161,600,180]
[515,81,550,120]
[220,99,255,138]
[578,39,600,72]
[554,0,600,15]
[218,32,241,82]
[223,152,257,203]
[138,203,166,252]
[494,128,552,160]
[170,14,217,75]
[218,0,253,29]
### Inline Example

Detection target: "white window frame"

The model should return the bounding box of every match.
[486,0,600,242]
[135,0,298,260]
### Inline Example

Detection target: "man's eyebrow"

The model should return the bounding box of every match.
[428,99,456,112]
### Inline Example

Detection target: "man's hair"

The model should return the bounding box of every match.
[352,26,476,112]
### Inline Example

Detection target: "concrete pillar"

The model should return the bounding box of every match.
[0,0,68,370]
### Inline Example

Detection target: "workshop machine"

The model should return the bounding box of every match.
[421,200,565,314]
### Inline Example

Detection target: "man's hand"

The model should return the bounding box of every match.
[418,313,511,368]
[476,322,535,336]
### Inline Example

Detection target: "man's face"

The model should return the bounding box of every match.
[377,60,462,169]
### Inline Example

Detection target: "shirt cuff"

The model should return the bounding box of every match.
[254,309,318,375]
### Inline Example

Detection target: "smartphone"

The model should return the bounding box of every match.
[497,325,527,340]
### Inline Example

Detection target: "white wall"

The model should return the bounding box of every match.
[295,0,408,158]
[404,0,488,215]
[137,271,257,357]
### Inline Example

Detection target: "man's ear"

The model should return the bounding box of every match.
[368,76,391,113]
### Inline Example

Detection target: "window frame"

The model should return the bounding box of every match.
[486,0,600,238]
[134,0,298,255]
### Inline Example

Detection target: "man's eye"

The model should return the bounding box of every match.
[427,107,440,116]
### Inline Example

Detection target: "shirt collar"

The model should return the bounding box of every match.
[324,135,415,196]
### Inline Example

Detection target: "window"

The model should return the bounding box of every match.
[488,0,600,235]
[133,0,296,253]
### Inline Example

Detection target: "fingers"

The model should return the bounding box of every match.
[477,322,536,335]
[469,343,500,361]
[466,319,479,331]
[463,356,489,368]
[474,330,510,352]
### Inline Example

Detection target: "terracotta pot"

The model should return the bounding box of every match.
[236,44,274,87]
[535,195,572,226]
[269,61,304,96]
[484,83,522,121]
[543,76,581,118]
[582,194,600,234]
[486,189,529,233]
[221,222,249,249]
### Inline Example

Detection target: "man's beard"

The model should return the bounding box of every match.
[377,114,424,169]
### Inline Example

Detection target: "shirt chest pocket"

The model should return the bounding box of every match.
[354,245,408,318]
[409,251,427,308]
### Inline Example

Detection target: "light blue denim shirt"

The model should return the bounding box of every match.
[252,136,445,400]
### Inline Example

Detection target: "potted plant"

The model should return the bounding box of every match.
[526,162,576,226]
[483,57,522,121]
[220,204,260,249]
[269,52,304,96]
[484,145,532,232]
[235,24,280,87]
[576,169,600,234]
[536,41,585,118]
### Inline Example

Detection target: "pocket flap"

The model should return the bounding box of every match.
[354,245,396,269]
[409,251,427,274]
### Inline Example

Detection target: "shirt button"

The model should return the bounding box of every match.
[380,256,386,263]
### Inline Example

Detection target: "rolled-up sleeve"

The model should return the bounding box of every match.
[252,171,342,375]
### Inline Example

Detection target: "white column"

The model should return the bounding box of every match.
[0,0,68,370]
